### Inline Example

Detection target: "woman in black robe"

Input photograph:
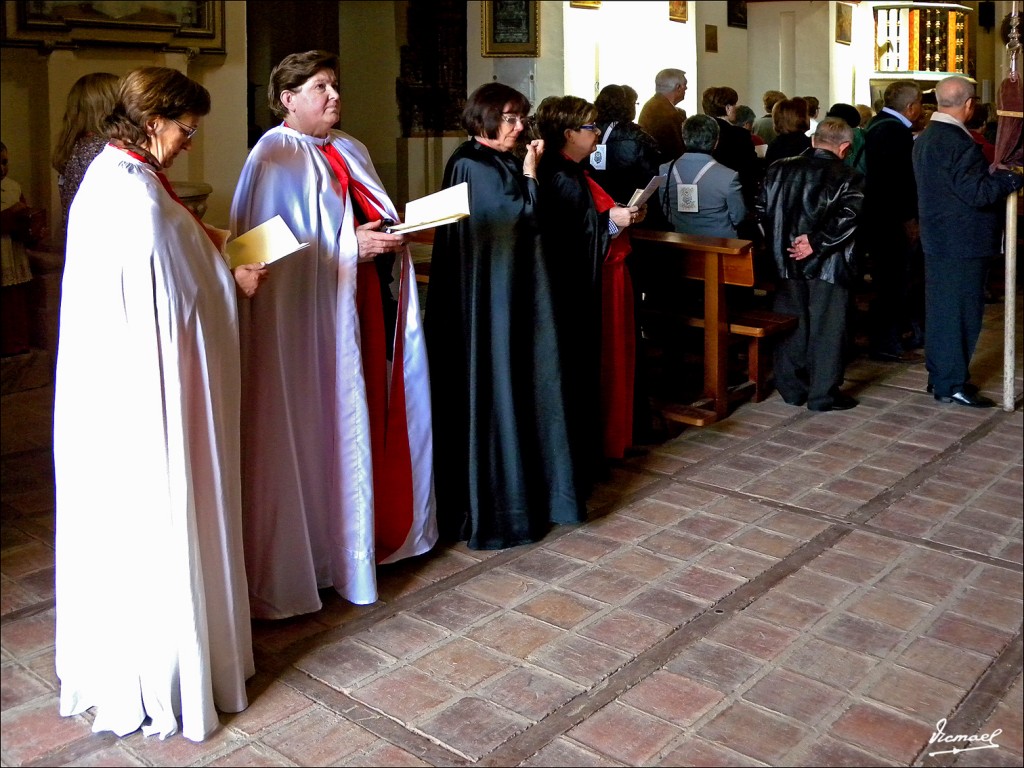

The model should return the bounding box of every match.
[424,83,585,550]
[534,96,642,491]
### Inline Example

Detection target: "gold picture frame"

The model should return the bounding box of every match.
[569,1,602,8]
[705,24,718,53]
[669,1,687,23]
[1,1,225,54]
[835,3,853,45]
[482,1,539,58]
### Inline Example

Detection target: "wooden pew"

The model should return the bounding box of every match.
[403,225,793,427]
[629,229,793,426]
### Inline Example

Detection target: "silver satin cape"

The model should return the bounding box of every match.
[230,125,437,619]
[53,145,254,741]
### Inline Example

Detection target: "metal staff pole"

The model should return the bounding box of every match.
[998,3,1022,411]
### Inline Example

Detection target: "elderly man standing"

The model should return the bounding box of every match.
[912,76,1024,408]
[758,117,864,412]
[638,68,688,164]
[861,80,924,363]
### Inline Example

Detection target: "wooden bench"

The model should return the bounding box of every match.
[677,309,797,403]
[630,229,795,425]
[401,224,793,426]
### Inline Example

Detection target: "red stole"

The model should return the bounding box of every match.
[316,141,414,561]
[584,172,636,459]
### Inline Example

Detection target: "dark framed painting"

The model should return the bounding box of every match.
[482,1,539,58]
[1,1,226,54]
[836,3,853,45]
[705,24,718,53]
[669,1,687,23]
[726,0,747,29]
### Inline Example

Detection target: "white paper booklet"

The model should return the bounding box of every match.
[387,182,470,234]
[627,175,666,208]
[226,215,308,269]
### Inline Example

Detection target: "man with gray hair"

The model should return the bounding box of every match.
[912,75,1024,408]
[758,117,864,412]
[638,67,687,163]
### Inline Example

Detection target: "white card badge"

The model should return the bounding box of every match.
[677,184,699,213]
[672,159,716,215]
[588,121,616,171]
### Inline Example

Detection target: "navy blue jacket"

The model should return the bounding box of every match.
[913,119,1022,261]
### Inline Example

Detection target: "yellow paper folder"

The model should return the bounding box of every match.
[386,182,470,234]
[226,215,309,269]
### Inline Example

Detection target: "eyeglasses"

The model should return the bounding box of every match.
[500,113,525,125]
[169,117,199,140]
[577,124,600,133]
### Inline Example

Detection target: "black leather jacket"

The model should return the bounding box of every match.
[757,148,864,288]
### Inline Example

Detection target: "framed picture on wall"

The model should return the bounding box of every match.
[726,0,747,29]
[669,1,687,23]
[482,1,540,58]
[1,0,226,54]
[705,24,718,53]
[836,3,853,45]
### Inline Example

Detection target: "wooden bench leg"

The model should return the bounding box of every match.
[749,337,767,402]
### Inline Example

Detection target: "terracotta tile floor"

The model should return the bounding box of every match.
[2,297,1022,767]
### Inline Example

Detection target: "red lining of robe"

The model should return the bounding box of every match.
[318,143,414,561]
[584,173,636,460]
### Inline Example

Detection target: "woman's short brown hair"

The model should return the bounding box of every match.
[106,67,210,146]
[462,82,531,140]
[772,97,810,135]
[702,86,738,118]
[268,50,339,120]
[534,95,596,153]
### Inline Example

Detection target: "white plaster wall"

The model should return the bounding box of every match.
[191,0,247,227]
[691,0,752,109]
[466,0,565,107]
[747,1,832,115]
[339,0,402,198]
[0,0,247,232]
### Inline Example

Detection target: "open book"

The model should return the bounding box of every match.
[385,182,470,234]
[226,215,308,269]
[627,175,666,208]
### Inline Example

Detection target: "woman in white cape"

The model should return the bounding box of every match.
[230,51,436,620]
[54,67,263,741]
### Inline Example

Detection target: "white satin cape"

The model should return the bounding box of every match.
[230,125,436,618]
[53,145,254,741]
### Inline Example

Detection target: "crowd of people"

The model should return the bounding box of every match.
[41,54,1022,742]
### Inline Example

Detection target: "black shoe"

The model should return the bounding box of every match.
[935,390,995,408]
[783,396,807,406]
[926,382,978,395]
[809,393,859,412]
[870,349,924,364]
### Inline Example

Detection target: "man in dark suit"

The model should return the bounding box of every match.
[912,76,1023,408]
[861,79,924,363]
